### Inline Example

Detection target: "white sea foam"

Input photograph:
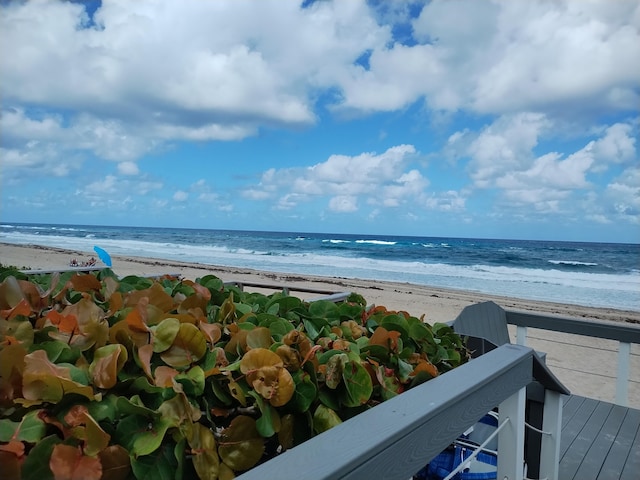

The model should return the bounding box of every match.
[548,260,598,266]
[2,230,638,311]
[355,240,397,245]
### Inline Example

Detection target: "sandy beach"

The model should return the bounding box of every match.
[2,242,639,408]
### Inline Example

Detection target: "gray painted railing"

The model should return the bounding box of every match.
[505,309,640,406]
[237,344,537,480]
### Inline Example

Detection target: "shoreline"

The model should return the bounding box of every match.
[2,242,638,325]
[1,242,639,407]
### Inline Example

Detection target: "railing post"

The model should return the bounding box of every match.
[498,386,526,480]
[616,341,630,406]
[516,325,527,346]
[538,390,564,480]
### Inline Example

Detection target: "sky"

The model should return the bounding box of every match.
[1,0,639,243]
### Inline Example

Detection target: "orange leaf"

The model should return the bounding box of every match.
[5,298,32,320]
[46,310,79,335]
[22,350,95,403]
[125,297,150,333]
[69,274,102,293]
[126,283,174,312]
[413,359,439,378]
[0,440,25,458]
[49,444,102,480]
[64,405,89,427]
[154,366,179,388]
[183,280,212,301]
[89,344,128,389]
[240,348,283,373]
[138,344,154,379]
[199,321,222,344]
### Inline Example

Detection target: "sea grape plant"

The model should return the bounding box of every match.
[0,268,469,479]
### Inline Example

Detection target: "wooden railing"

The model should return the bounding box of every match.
[505,310,640,407]
[237,344,542,480]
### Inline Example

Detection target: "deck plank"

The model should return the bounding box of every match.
[573,404,627,480]
[560,400,612,480]
[557,396,640,480]
[559,396,598,460]
[619,410,640,480]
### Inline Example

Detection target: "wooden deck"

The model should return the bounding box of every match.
[560,395,640,480]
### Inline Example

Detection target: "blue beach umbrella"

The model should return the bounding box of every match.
[93,246,112,267]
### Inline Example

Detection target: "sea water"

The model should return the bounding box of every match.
[1,223,638,311]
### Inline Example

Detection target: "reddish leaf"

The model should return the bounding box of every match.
[137,343,154,379]
[4,299,32,320]
[0,450,21,480]
[22,350,94,403]
[0,440,25,458]
[183,280,212,302]
[154,366,179,388]
[46,310,79,335]
[126,284,174,312]
[69,274,102,293]
[49,444,102,480]
[125,297,150,333]
[199,321,222,344]
[64,405,89,427]
[98,445,130,480]
[89,344,128,389]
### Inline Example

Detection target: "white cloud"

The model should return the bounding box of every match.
[467,113,551,187]
[424,190,467,212]
[0,0,388,143]
[605,167,640,219]
[410,0,640,115]
[118,162,139,176]
[589,123,636,164]
[249,145,422,210]
[329,195,358,213]
[173,190,188,202]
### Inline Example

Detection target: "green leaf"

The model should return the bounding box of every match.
[325,353,348,389]
[116,395,159,418]
[152,317,180,353]
[187,423,220,480]
[309,300,340,323]
[313,404,342,434]
[380,314,410,340]
[218,416,265,472]
[175,365,205,396]
[408,318,434,342]
[0,409,46,443]
[21,434,61,480]
[302,318,321,340]
[132,416,174,456]
[267,318,294,341]
[160,322,206,368]
[248,391,280,438]
[340,361,373,407]
[130,443,178,480]
[289,370,317,413]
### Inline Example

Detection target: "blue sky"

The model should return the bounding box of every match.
[1,0,639,243]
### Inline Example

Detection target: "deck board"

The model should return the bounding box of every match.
[559,396,640,480]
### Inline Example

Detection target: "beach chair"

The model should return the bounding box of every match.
[451,301,570,480]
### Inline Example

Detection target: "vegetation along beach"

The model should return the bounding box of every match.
[2,223,639,408]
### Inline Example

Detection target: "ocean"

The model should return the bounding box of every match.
[1,223,639,311]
